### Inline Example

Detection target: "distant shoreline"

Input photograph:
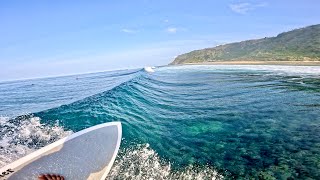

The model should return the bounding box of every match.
[183,61,320,66]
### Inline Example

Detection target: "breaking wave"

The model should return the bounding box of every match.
[144,66,155,73]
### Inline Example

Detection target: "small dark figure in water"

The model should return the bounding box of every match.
[38,174,64,180]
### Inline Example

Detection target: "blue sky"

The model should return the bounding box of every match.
[0,0,319,81]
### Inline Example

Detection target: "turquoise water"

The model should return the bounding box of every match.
[1,65,320,179]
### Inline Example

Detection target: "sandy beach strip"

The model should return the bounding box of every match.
[184,61,320,66]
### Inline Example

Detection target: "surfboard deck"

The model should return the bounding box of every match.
[0,122,122,180]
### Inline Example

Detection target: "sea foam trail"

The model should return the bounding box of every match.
[162,65,320,75]
[0,115,72,168]
[107,144,223,180]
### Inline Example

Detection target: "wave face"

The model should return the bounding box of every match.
[2,65,320,179]
[0,69,140,116]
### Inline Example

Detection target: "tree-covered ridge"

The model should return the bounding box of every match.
[171,24,320,64]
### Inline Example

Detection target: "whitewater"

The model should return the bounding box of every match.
[1,65,320,179]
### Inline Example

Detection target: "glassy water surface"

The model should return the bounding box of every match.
[1,65,320,179]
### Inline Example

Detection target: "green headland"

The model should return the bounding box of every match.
[171,24,320,65]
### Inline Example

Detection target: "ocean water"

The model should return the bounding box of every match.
[1,65,320,179]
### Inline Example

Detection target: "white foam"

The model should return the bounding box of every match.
[229,65,320,75]
[0,116,72,168]
[107,143,223,179]
[144,67,155,73]
[162,65,320,75]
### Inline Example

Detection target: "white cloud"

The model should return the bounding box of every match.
[121,28,138,34]
[229,2,267,14]
[166,27,178,33]
[163,19,169,23]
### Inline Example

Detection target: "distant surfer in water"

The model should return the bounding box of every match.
[38,174,64,180]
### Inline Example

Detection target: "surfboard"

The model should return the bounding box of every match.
[0,122,122,180]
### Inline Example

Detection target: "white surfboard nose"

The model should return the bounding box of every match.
[0,122,122,180]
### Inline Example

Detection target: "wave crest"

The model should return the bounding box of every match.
[144,67,155,73]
